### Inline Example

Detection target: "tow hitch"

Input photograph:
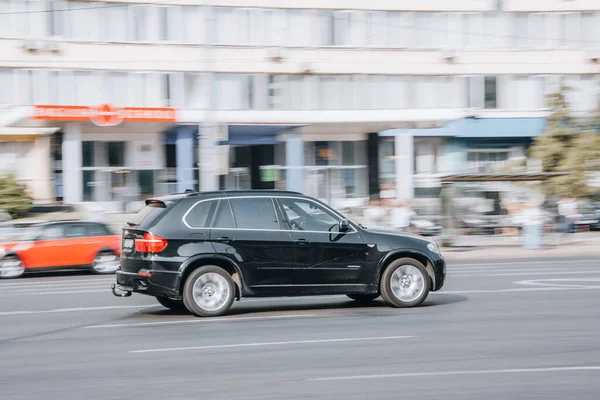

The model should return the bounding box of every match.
[111,283,132,297]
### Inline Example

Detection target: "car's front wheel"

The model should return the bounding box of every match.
[156,296,188,312]
[0,255,25,279]
[183,265,235,317]
[380,258,430,308]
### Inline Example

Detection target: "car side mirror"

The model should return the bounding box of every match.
[339,218,351,232]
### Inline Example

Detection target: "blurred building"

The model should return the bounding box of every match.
[0,0,599,210]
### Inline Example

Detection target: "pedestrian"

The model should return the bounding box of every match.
[391,202,415,232]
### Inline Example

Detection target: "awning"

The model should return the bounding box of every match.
[162,125,199,145]
[379,118,547,138]
[0,127,59,136]
[441,172,570,183]
[219,124,302,146]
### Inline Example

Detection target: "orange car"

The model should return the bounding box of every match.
[0,221,121,278]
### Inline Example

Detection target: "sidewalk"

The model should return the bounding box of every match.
[98,212,598,261]
[441,231,600,261]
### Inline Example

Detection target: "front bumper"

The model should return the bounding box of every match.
[113,269,181,298]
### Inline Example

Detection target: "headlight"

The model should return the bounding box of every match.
[427,242,440,254]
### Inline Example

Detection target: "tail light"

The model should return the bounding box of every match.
[135,233,168,253]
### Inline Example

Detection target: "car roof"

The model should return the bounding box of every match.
[147,190,304,204]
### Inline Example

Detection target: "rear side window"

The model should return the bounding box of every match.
[65,224,89,238]
[230,198,279,230]
[212,200,235,229]
[87,223,111,236]
[129,203,168,228]
[186,200,218,228]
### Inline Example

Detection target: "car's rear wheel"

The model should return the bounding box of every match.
[92,250,120,274]
[347,293,379,303]
[156,296,188,312]
[380,258,430,308]
[0,255,25,279]
[183,265,235,317]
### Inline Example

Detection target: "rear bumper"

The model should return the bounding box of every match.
[114,269,181,298]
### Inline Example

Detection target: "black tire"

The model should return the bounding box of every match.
[91,250,119,275]
[0,255,25,279]
[183,265,235,317]
[380,258,430,308]
[347,293,379,303]
[156,296,188,312]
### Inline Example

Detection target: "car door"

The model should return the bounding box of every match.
[59,223,96,266]
[20,224,67,268]
[276,197,370,287]
[211,197,295,292]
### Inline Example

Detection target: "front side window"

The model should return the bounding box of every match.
[278,198,341,232]
[229,198,279,230]
[39,225,65,241]
[186,200,218,228]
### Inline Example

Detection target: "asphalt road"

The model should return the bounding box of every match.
[1,257,600,400]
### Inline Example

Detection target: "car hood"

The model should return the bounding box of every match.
[0,241,34,255]
[361,228,434,248]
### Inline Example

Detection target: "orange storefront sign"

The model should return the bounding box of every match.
[33,104,177,126]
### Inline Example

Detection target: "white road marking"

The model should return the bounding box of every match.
[448,260,597,268]
[437,286,600,295]
[130,335,413,354]
[34,289,109,295]
[487,271,598,277]
[0,278,114,287]
[0,285,110,294]
[450,268,563,274]
[312,366,600,381]
[86,313,321,329]
[0,281,113,290]
[0,304,157,316]
[515,277,600,289]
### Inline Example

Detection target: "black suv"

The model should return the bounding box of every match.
[112,190,446,317]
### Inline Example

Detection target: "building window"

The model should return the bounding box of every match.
[82,170,95,202]
[466,151,509,173]
[48,0,67,37]
[107,142,125,167]
[82,142,95,167]
[484,76,497,109]
[379,138,396,197]
[513,13,529,48]
[137,170,155,198]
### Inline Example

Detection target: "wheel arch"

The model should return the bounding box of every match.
[376,249,436,290]
[178,254,243,300]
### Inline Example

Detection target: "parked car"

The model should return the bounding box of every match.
[112,190,446,317]
[0,221,121,278]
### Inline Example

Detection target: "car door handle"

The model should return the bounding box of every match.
[215,237,233,243]
[294,238,310,245]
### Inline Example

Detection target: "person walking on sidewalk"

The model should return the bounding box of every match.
[391,202,416,232]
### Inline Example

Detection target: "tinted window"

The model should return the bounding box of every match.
[64,224,89,238]
[87,223,111,236]
[186,200,217,228]
[212,200,235,229]
[39,225,65,240]
[129,203,168,227]
[230,198,279,230]
[279,198,340,231]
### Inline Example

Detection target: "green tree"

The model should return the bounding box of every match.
[530,86,600,198]
[0,173,33,219]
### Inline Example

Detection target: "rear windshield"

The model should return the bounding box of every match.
[128,203,169,228]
